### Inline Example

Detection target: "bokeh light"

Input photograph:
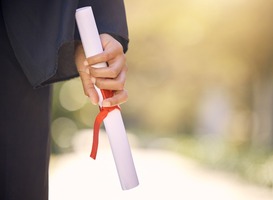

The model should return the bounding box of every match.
[50,0,273,197]
[51,117,78,149]
[59,79,87,111]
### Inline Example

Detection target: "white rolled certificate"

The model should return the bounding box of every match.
[75,6,139,190]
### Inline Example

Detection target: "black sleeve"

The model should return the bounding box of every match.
[2,0,129,88]
[75,0,129,52]
[45,0,129,86]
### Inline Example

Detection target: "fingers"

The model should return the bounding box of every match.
[81,34,128,106]
[88,54,126,78]
[84,34,124,78]
[78,71,98,105]
[84,36,127,90]
[102,90,128,107]
[85,47,122,66]
[94,65,127,90]
[75,43,99,105]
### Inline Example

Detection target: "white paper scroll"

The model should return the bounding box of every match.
[75,6,139,190]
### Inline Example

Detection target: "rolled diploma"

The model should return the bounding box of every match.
[75,6,139,190]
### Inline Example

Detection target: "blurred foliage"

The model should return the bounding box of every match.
[51,0,273,187]
[172,135,273,188]
[51,79,99,153]
[125,0,273,136]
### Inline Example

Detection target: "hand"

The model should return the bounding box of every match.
[75,33,128,107]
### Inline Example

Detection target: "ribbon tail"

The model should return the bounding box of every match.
[90,105,121,159]
[90,116,101,159]
[90,110,109,159]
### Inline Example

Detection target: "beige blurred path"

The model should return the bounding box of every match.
[49,130,273,200]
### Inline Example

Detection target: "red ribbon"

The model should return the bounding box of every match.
[90,89,120,160]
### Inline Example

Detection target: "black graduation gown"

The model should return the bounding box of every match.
[1,0,129,88]
[0,1,128,199]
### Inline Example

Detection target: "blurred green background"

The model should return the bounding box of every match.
[51,0,273,188]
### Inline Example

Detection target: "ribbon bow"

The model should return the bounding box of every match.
[90,89,120,159]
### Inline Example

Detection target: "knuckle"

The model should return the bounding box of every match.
[115,41,123,52]
[123,63,128,72]
[102,52,111,61]
[108,68,119,78]
[89,67,98,77]
[123,89,128,99]
[116,81,125,90]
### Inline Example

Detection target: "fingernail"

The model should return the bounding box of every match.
[102,101,111,107]
[88,92,97,105]
[91,77,96,84]
[89,97,97,105]
[84,60,88,66]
